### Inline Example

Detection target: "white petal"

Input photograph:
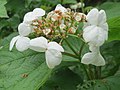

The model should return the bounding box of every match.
[81,52,94,64]
[98,10,106,25]
[18,23,32,36]
[16,36,30,52]
[91,53,105,66]
[81,52,105,66]
[47,42,64,52]
[86,8,99,25]
[29,37,48,52]
[55,4,67,13]
[83,25,98,43]
[33,8,45,17]
[9,36,20,51]
[99,23,108,31]
[89,44,100,52]
[45,49,62,69]
[83,26,106,46]
[23,12,35,24]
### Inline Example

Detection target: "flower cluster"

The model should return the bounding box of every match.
[9,4,108,68]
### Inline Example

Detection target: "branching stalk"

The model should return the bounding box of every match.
[64,39,79,56]
[63,52,79,59]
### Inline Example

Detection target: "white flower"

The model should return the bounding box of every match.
[29,37,64,69]
[9,23,31,52]
[81,51,105,66]
[23,8,45,24]
[55,4,67,13]
[18,23,32,36]
[83,8,108,47]
[81,43,105,66]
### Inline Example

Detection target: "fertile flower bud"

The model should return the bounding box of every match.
[68,27,76,34]
[74,13,82,22]
[43,28,51,35]
[60,23,66,30]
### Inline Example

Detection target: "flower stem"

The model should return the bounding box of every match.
[79,42,85,59]
[88,65,95,80]
[62,52,79,59]
[94,66,101,79]
[80,0,85,13]
[64,39,79,56]
[81,64,91,80]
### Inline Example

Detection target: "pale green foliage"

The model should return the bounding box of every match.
[0,0,8,18]
[0,33,51,90]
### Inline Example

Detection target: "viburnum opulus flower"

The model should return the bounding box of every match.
[29,37,64,69]
[23,8,45,24]
[9,8,46,52]
[9,23,31,52]
[81,8,108,66]
[83,8,108,46]
[81,45,105,66]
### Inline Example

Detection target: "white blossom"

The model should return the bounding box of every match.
[55,4,67,13]
[9,23,31,52]
[81,8,108,66]
[83,8,108,47]
[81,51,105,66]
[29,37,64,69]
[23,8,45,24]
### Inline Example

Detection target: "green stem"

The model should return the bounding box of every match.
[94,66,101,79]
[64,39,79,56]
[80,0,85,13]
[97,66,101,79]
[98,66,101,79]
[78,41,91,80]
[81,64,91,80]
[62,52,79,59]
[88,65,94,80]
[79,42,85,59]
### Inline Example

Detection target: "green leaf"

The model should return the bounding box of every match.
[62,0,77,4]
[41,67,82,90]
[0,34,52,90]
[62,36,88,56]
[108,16,120,41]
[99,2,120,19]
[77,41,120,90]
[25,0,33,7]
[5,0,25,13]
[101,41,120,78]
[0,0,8,18]
[77,74,120,90]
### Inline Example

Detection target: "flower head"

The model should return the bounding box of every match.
[23,8,45,24]
[81,51,105,66]
[55,4,67,13]
[29,37,64,69]
[81,8,108,66]
[9,23,31,52]
[83,8,108,47]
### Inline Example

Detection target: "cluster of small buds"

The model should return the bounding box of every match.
[30,4,86,39]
